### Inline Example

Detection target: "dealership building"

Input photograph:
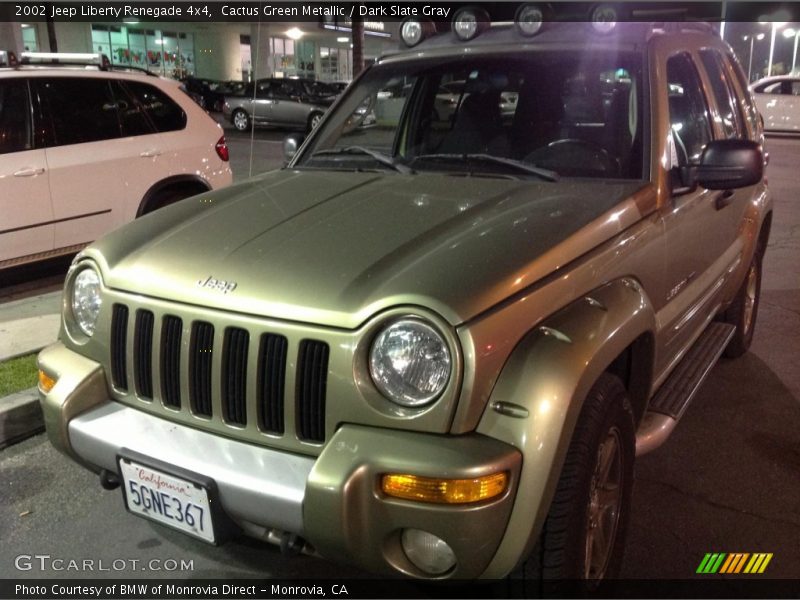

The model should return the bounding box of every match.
[0,18,398,82]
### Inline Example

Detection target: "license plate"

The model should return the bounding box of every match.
[118,458,216,543]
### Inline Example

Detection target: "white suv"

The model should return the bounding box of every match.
[0,55,233,269]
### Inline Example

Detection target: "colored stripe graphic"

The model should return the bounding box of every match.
[720,553,750,574]
[697,553,727,574]
[744,553,773,574]
[699,553,773,574]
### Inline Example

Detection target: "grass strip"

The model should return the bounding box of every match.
[0,353,38,398]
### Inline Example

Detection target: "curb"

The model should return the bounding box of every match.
[0,387,43,449]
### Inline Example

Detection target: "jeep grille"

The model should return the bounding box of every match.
[109,303,328,444]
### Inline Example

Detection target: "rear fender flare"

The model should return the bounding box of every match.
[477,277,656,578]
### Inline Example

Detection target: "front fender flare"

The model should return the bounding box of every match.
[477,277,655,578]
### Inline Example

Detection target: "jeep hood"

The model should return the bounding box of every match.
[89,170,647,329]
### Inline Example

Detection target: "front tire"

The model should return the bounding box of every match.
[307,112,323,133]
[722,250,762,358]
[519,373,635,584]
[232,109,251,132]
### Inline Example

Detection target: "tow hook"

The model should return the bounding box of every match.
[100,469,120,490]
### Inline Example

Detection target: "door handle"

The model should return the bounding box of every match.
[139,149,162,158]
[13,167,45,177]
[714,189,735,210]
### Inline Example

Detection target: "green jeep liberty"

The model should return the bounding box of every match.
[38,15,771,582]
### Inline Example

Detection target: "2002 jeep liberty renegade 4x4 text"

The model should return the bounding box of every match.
[38,16,771,582]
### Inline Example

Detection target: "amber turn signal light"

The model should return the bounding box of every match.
[381,472,508,504]
[38,369,56,393]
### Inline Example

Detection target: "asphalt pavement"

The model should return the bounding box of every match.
[0,136,799,584]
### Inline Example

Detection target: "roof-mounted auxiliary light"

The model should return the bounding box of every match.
[590,3,619,34]
[515,4,545,37]
[452,7,491,42]
[400,18,435,47]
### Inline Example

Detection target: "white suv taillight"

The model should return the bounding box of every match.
[215,136,229,162]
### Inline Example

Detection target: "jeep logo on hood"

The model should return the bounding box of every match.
[197,276,237,294]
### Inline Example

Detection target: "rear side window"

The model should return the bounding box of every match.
[0,79,32,154]
[699,49,745,139]
[725,52,760,137]
[112,81,156,137]
[36,77,121,146]
[124,81,186,133]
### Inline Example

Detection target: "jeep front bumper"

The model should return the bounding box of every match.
[38,342,522,579]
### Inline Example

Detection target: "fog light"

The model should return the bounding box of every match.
[382,472,507,504]
[401,529,456,575]
[452,8,490,41]
[38,369,56,393]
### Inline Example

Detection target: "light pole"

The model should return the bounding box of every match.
[767,21,786,77]
[783,27,799,74]
[744,33,766,81]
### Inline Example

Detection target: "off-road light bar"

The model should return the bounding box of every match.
[590,3,619,34]
[452,7,491,42]
[400,18,435,47]
[515,4,545,37]
[381,472,508,504]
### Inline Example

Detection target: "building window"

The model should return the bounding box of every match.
[320,46,351,82]
[91,24,195,79]
[21,24,38,51]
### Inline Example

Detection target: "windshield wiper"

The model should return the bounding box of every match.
[311,146,414,174]
[411,153,559,182]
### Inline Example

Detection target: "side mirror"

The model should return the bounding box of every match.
[696,139,763,190]
[283,133,305,164]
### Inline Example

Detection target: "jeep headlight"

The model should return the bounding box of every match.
[369,319,451,407]
[71,267,102,336]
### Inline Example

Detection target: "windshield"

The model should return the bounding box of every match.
[296,50,645,180]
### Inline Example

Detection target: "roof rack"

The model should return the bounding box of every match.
[15,51,157,76]
[656,22,717,34]
[0,49,18,67]
[20,51,112,68]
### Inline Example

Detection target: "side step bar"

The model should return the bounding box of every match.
[635,322,735,456]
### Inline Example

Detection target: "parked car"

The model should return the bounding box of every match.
[328,81,350,93]
[39,20,770,584]
[182,77,227,112]
[223,77,338,132]
[0,53,232,270]
[751,75,800,133]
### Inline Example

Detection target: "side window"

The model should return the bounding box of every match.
[666,54,712,167]
[255,80,273,99]
[111,81,156,137]
[699,49,744,139]
[123,81,186,133]
[0,79,32,154]
[36,77,121,146]
[274,81,297,100]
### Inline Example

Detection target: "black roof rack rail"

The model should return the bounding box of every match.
[658,21,717,34]
[107,64,158,77]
